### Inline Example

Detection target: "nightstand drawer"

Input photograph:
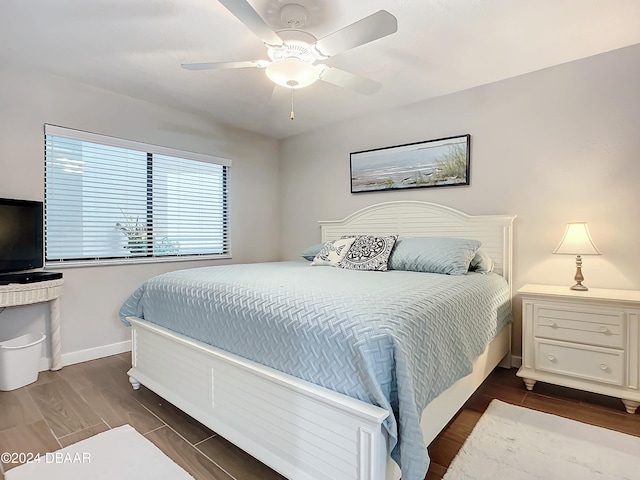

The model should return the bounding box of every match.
[535,340,624,386]
[535,305,624,348]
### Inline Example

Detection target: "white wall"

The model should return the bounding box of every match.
[279,44,640,357]
[0,70,280,366]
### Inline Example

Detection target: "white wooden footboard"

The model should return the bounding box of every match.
[127,317,390,480]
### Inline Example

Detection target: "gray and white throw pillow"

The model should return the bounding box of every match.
[339,234,398,271]
[311,237,357,266]
[469,249,495,274]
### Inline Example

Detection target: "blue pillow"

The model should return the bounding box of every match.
[388,237,481,275]
[300,242,324,261]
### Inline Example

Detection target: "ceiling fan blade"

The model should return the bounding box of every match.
[314,10,397,57]
[217,0,283,46]
[319,67,381,95]
[181,60,266,70]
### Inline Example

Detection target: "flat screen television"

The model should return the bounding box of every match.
[0,198,44,274]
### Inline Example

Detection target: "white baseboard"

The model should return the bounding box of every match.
[511,355,522,368]
[39,340,132,371]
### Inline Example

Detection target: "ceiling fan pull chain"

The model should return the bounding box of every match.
[290,86,295,120]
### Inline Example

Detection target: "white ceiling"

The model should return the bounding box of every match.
[2,0,640,139]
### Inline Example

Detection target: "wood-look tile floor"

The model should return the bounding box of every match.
[0,353,284,480]
[0,354,638,480]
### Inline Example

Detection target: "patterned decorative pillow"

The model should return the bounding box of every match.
[338,234,398,271]
[469,249,495,274]
[388,237,481,275]
[311,237,357,266]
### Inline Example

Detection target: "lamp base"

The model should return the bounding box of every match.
[571,256,588,291]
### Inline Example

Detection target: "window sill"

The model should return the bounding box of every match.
[45,253,232,269]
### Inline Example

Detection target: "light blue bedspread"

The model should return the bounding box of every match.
[120,262,512,480]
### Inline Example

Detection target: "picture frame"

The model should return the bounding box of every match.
[350,134,470,193]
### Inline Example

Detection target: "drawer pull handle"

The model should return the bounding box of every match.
[599,326,609,333]
[600,363,608,371]
[547,354,556,362]
[548,321,556,327]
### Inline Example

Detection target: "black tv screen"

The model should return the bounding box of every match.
[0,198,44,274]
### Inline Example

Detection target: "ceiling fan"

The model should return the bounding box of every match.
[182,0,398,99]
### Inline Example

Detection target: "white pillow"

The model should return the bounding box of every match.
[311,237,356,267]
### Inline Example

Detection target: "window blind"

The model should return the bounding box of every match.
[44,124,231,265]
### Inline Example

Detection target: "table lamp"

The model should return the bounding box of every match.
[553,222,601,291]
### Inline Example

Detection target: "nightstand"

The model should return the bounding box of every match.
[517,284,640,414]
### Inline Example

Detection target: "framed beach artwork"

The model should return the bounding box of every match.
[350,134,470,193]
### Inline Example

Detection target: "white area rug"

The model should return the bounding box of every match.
[444,400,640,480]
[6,424,193,480]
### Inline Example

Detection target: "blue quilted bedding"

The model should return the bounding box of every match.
[120,261,512,480]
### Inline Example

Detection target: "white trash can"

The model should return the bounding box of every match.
[0,333,47,391]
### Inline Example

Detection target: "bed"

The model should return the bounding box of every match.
[120,201,516,480]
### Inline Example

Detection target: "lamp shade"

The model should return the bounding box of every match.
[553,222,601,255]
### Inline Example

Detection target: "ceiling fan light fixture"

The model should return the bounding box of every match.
[265,58,319,89]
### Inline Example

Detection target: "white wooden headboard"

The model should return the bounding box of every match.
[319,201,516,290]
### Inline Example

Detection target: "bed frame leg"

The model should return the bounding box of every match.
[129,375,141,390]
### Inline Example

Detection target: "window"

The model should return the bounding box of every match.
[44,125,231,265]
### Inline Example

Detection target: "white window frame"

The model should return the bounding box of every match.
[44,124,232,267]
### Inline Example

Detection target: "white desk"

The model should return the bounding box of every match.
[0,279,64,370]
